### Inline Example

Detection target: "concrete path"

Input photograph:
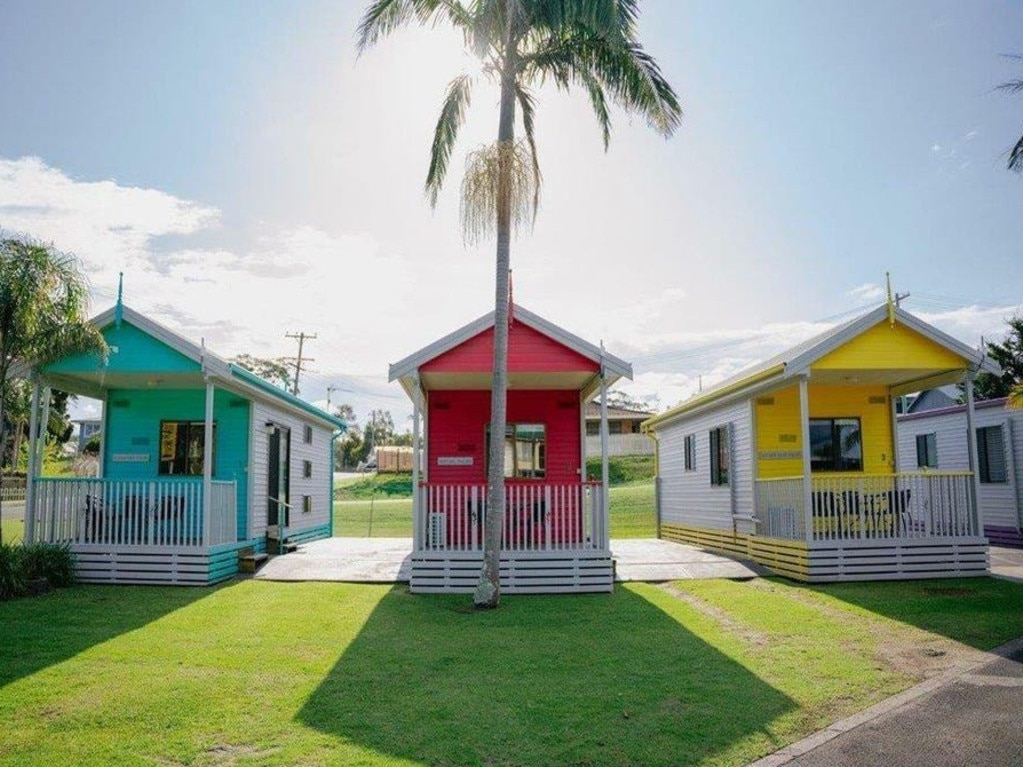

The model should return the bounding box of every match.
[990,546,1023,583]
[749,639,1023,767]
[253,537,766,583]
[612,538,767,581]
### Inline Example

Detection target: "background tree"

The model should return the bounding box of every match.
[997,55,1023,172]
[232,354,292,390]
[363,409,396,452]
[359,0,681,607]
[967,315,1023,401]
[0,235,107,544]
[332,403,365,469]
[605,389,652,412]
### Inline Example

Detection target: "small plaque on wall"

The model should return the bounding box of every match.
[759,451,802,461]
[437,456,473,466]
[112,453,150,463]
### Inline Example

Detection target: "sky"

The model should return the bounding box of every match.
[1,0,1021,429]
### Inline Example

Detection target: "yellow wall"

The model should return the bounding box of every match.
[813,321,966,371]
[755,384,894,478]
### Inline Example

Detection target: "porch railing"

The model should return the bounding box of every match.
[28,478,237,548]
[753,472,979,543]
[416,481,606,553]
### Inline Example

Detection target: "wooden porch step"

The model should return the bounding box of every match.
[282,542,298,554]
[239,552,269,573]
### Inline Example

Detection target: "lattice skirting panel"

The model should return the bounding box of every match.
[660,523,989,582]
[410,549,614,594]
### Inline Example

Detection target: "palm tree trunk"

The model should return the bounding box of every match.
[474,46,518,609]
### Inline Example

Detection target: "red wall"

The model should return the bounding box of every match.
[427,390,581,483]
[421,322,599,374]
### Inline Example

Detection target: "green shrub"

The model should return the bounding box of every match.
[22,542,76,588]
[0,542,27,601]
[585,454,655,486]
[0,541,75,600]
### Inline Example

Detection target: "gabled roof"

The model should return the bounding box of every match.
[644,304,999,432]
[583,403,654,420]
[389,303,632,402]
[42,304,345,431]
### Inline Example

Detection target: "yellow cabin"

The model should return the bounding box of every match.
[643,305,999,582]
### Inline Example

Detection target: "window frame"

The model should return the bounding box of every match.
[485,422,547,480]
[302,459,313,479]
[709,426,729,486]
[158,420,216,477]
[915,432,938,469]
[683,434,696,472]
[303,425,313,444]
[977,425,1008,484]
[809,417,863,473]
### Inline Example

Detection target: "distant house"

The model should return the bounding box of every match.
[74,418,102,452]
[904,387,958,414]
[898,397,1023,548]
[22,303,346,585]
[583,403,654,456]
[643,304,998,582]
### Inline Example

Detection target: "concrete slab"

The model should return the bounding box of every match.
[990,546,1023,583]
[255,537,412,583]
[252,537,766,584]
[612,538,768,581]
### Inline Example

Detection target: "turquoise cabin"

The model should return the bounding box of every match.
[22,304,346,585]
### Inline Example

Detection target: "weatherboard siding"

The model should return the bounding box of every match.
[812,321,966,372]
[47,320,200,375]
[898,404,1023,531]
[102,387,250,537]
[427,389,582,484]
[657,400,754,534]
[420,322,600,374]
[251,401,332,539]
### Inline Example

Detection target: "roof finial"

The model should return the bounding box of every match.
[115,271,124,328]
[885,271,895,327]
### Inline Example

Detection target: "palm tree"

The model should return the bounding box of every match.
[998,55,1023,172]
[0,235,107,545]
[358,0,682,607]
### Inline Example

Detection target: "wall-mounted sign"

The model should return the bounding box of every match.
[112,453,150,463]
[437,456,473,466]
[758,451,802,461]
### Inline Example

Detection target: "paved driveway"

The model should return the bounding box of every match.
[254,537,765,583]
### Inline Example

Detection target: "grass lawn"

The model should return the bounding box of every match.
[4,577,1023,766]
[333,479,657,538]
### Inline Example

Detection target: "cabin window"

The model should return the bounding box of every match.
[915,433,938,469]
[709,426,729,486]
[684,434,696,471]
[809,418,862,472]
[304,425,313,444]
[158,421,215,476]
[302,495,312,514]
[486,423,546,479]
[303,460,313,479]
[977,425,1008,483]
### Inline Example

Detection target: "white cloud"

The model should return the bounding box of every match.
[847,282,886,301]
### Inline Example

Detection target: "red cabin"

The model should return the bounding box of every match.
[390,304,632,593]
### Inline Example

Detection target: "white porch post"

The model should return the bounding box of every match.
[412,399,421,550]
[964,371,983,537]
[799,376,813,544]
[202,379,214,545]
[24,378,42,543]
[599,358,610,549]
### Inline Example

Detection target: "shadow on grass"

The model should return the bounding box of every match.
[0,582,227,689]
[807,577,1023,650]
[298,585,796,767]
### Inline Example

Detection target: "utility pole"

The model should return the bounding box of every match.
[326,384,338,410]
[285,331,316,396]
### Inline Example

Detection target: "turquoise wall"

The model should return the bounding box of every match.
[46,321,200,375]
[103,388,250,538]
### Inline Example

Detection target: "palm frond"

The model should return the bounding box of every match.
[514,83,542,215]
[426,73,475,206]
[996,78,1023,95]
[357,0,470,52]
[1009,132,1023,173]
